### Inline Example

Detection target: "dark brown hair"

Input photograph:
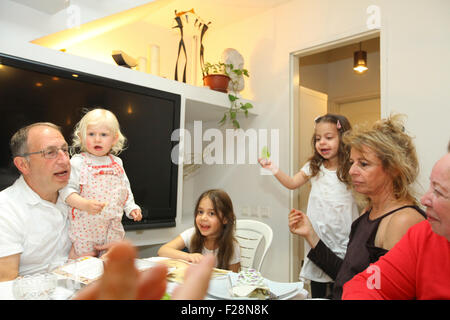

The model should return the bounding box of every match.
[190,189,237,270]
[308,114,352,183]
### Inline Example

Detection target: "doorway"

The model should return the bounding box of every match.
[289,32,381,285]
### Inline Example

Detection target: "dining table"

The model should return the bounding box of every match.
[0,256,309,300]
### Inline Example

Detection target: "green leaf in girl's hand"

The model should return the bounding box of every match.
[261,146,271,159]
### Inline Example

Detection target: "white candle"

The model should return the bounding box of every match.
[137,56,147,72]
[147,44,160,76]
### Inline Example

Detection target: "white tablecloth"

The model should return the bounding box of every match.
[0,280,14,300]
[0,257,310,300]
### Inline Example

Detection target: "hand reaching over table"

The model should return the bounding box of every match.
[74,241,215,300]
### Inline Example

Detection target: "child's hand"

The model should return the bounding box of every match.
[186,253,204,264]
[258,157,272,168]
[130,209,142,221]
[84,199,107,215]
[258,157,279,174]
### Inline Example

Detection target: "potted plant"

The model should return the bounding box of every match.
[202,62,253,129]
[202,62,231,93]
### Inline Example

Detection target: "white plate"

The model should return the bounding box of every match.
[207,274,303,300]
[142,257,177,273]
[144,257,171,263]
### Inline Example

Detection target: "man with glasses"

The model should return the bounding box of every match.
[0,123,216,301]
[0,123,72,281]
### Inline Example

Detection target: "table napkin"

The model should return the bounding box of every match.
[229,269,270,299]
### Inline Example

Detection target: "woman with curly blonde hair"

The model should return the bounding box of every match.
[342,114,420,207]
[289,114,426,299]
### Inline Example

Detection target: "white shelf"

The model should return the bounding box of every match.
[186,93,257,123]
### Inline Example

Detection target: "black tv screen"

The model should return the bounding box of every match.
[0,53,180,230]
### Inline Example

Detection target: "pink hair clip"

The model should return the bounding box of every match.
[336,120,342,129]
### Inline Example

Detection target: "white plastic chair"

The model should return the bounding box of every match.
[235,219,273,271]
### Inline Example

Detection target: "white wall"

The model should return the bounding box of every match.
[1,0,449,282]
[65,20,180,80]
[0,0,154,43]
[200,0,450,281]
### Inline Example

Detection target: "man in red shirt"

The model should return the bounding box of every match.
[343,151,450,300]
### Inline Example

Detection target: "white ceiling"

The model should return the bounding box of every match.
[31,0,294,48]
[11,0,292,25]
[10,0,69,14]
[143,0,293,30]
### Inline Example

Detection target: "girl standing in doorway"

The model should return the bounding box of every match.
[259,114,358,298]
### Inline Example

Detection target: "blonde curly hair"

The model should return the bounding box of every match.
[71,108,126,156]
[342,114,419,206]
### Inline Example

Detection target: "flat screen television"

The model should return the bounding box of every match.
[0,52,180,230]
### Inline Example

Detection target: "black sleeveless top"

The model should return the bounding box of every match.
[308,205,426,299]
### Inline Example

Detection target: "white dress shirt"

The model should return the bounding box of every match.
[0,176,72,275]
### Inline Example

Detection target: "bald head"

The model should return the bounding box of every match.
[444,153,450,177]
[420,153,450,241]
[10,122,62,159]
[11,123,70,203]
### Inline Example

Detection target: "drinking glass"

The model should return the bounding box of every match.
[12,273,57,300]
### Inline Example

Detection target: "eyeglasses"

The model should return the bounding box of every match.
[21,146,69,159]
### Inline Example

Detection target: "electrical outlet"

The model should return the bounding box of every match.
[241,205,250,217]
[259,206,271,218]
[251,206,260,217]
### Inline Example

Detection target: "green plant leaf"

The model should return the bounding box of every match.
[218,113,227,125]
[228,94,238,102]
[206,61,252,129]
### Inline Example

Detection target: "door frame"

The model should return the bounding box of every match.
[288,28,383,281]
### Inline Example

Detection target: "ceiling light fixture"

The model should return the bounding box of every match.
[353,42,368,74]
